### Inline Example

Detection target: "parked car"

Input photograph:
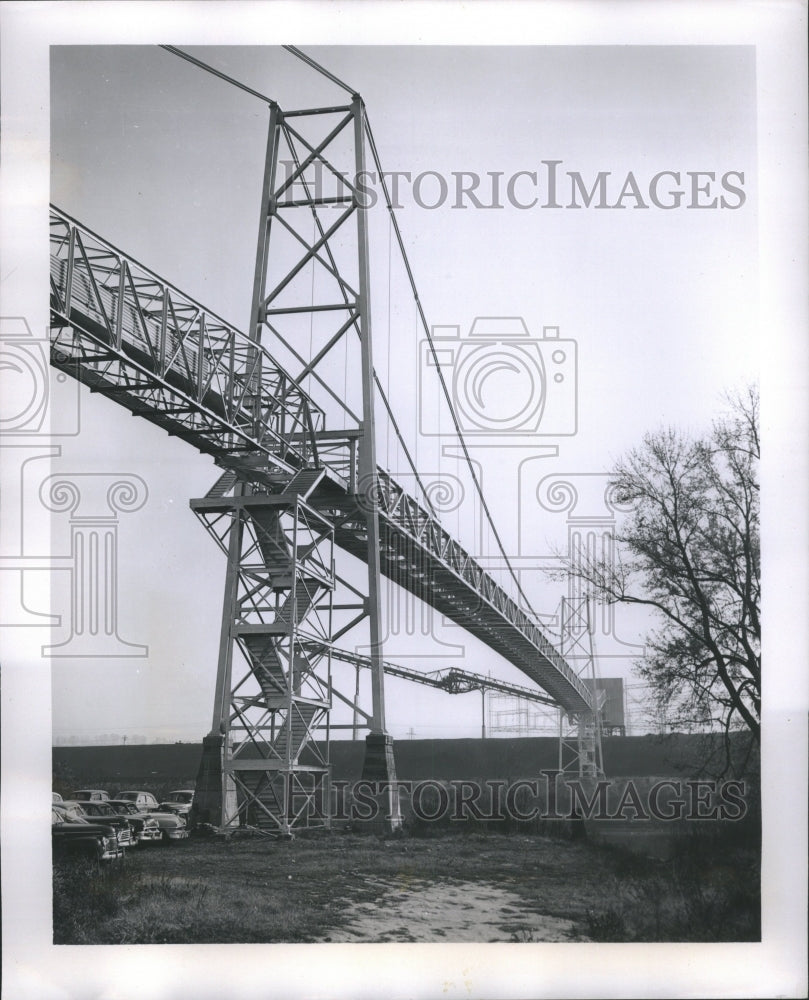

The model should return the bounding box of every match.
[51,806,122,862]
[56,800,134,850]
[108,798,189,843]
[76,800,151,848]
[115,790,161,812]
[72,789,110,802]
[159,789,195,816]
[100,801,162,844]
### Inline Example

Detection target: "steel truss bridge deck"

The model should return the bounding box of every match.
[49,205,594,716]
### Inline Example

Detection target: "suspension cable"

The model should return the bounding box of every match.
[160,46,276,104]
[282,45,357,96]
[363,114,541,622]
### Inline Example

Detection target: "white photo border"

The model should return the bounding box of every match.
[1,2,806,998]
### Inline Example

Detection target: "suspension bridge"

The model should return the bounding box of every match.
[49,46,604,835]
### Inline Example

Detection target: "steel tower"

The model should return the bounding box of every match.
[192,94,401,833]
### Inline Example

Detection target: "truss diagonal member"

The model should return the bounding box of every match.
[276,122,360,326]
[269,208,359,299]
[263,320,362,425]
[261,203,357,309]
[294,311,360,385]
[273,112,355,200]
[280,118,360,199]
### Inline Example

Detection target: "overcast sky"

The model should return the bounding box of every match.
[47,44,758,742]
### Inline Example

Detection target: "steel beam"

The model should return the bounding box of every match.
[352,95,387,738]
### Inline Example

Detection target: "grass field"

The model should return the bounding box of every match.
[52,734,759,944]
[53,826,760,945]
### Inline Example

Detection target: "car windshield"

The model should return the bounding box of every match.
[111,802,137,813]
[117,792,138,801]
[168,792,193,803]
[84,803,113,816]
[61,804,89,822]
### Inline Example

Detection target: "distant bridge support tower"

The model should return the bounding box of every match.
[557,597,605,780]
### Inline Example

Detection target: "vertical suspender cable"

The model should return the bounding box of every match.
[363,116,541,623]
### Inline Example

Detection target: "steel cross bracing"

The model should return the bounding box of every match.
[48,204,595,718]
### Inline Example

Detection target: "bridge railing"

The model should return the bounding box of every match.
[375,469,595,712]
[49,206,325,469]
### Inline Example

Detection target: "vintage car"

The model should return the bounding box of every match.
[57,800,134,850]
[115,790,161,812]
[159,789,195,816]
[72,789,110,802]
[108,798,189,843]
[51,806,122,862]
[98,800,162,844]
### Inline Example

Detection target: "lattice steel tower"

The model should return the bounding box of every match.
[192,94,401,834]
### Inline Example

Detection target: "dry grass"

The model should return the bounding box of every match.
[53,827,759,944]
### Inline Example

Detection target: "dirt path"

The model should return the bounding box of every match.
[319,877,589,943]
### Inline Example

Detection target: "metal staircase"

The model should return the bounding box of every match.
[190,472,336,836]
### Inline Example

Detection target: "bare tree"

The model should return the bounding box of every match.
[571,386,760,753]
